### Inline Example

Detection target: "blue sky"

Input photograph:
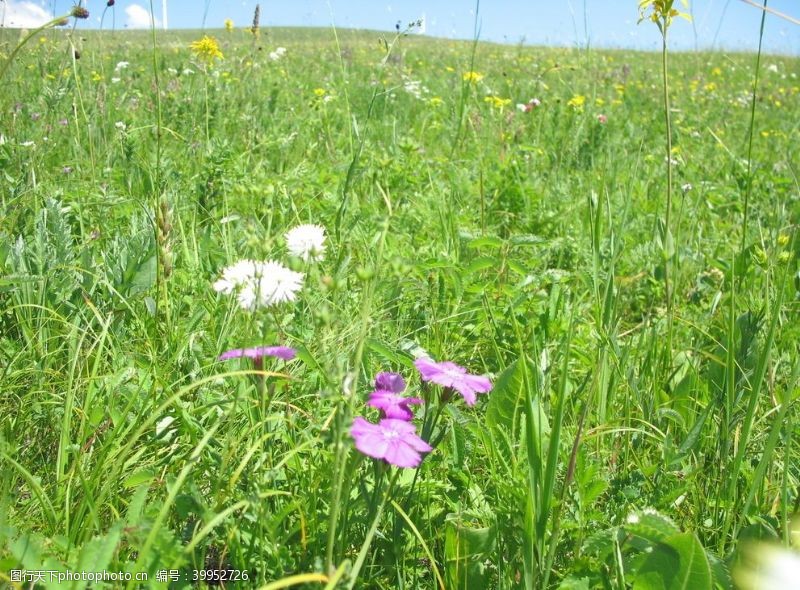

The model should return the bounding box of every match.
[3,1,799,54]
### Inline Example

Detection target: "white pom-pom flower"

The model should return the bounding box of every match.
[285,224,326,263]
[213,259,303,310]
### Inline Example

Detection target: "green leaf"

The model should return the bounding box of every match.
[444,517,496,590]
[625,510,681,544]
[633,533,712,590]
[486,356,537,437]
[467,236,504,249]
[76,523,123,575]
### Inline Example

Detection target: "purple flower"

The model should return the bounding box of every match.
[218,346,296,361]
[374,371,406,393]
[350,417,432,468]
[368,390,423,421]
[414,357,492,406]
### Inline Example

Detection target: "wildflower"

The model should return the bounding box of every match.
[71,6,90,19]
[251,3,261,38]
[462,71,484,83]
[313,88,327,97]
[269,47,287,61]
[429,96,443,107]
[368,390,423,421]
[516,97,541,113]
[114,121,127,131]
[224,18,234,32]
[190,36,223,64]
[107,0,115,6]
[766,63,779,74]
[484,96,511,109]
[414,357,492,406]
[213,259,304,310]
[777,234,790,247]
[218,346,296,361]
[567,95,586,110]
[58,118,68,126]
[62,166,73,174]
[597,113,608,124]
[115,61,129,71]
[350,417,432,468]
[375,372,406,393]
[681,182,693,192]
[285,224,326,262]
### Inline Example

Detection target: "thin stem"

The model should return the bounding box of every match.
[740,0,768,255]
[660,27,675,364]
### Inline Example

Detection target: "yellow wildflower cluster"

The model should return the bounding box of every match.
[462,71,484,83]
[484,96,511,109]
[567,95,586,110]
[224,19,234,33]
[190,36,223,64]
[638,0,692,31]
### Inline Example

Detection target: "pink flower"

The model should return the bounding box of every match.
[597,113,607,124]
[374,372,406,393]
[368,390,423,420]
[350,417,432,468]
[414,357,492,406]
[218,346,296,361]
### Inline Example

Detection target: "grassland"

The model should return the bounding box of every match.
[0,20,798,589]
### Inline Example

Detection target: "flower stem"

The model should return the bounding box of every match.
[346,468,400,589]
[660,26,675,366]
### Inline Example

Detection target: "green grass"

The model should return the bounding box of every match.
[0,20,798,590]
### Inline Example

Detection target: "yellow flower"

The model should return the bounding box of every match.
[313,88,327,97]
[777,234,790,247]
[224,18,234,32]
[462,71,484,83]
[484,95,511,109]
[190,35,223,64]
[429,96,443,107]
[704,82,716,91]
[567,95,586,110]
[711,66,722,76]
[595,97,605,106]
[91,71,102,82]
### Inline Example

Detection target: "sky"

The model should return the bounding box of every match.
[1,0,798,55]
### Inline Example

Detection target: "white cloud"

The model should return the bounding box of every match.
[125,4,159,29]
[1,1,53,28]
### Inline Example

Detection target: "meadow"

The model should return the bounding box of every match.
[0,8,798,589]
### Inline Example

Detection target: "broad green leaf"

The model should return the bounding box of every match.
[633,533,712,590]
[444,517,496,590]
[486,356,537,437]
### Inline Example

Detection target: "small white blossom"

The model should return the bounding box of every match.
[285,224,326,262]
[269,47,287,61]
[115,61,130,71]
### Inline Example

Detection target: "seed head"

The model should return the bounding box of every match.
[71,6,90,19]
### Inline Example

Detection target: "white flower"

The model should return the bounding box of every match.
[214,259,303,310]
[111,77,121,84]
[115,61,129,71]
[285,224,326,262]
[766,63,779,73]
[269,47,287,61]
[114,121,127,131]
